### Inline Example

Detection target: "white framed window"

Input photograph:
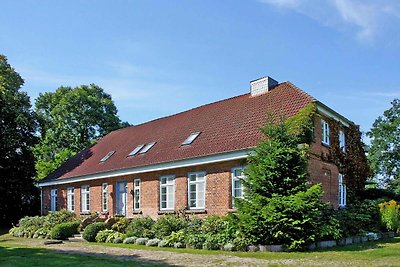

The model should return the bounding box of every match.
[102,183,108,212]
[321,119,330,146]
[339,130,346,152]
[67,187,75,211]
[338,173,347,208]
[134,179,141,211]
[81,185,90,212]
[231,167,247,208]
[188,172,206,209]
[50,188,58,212]
[160,175,175,210]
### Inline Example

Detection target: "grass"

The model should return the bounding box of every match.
[1,233,400,266]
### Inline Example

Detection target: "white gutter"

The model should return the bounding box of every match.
[38,148,254,187]
[315,101,352,127]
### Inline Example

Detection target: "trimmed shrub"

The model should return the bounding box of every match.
[50,221,80,240]
[83,222,106,242]
[123,237,138,244]
[152,215,186,239]
[111,217,130,233]
[146,238,161,246]
[135,237,149,245]
[174,242,185,248]
[157,240,169,247]
[95,229,115,243]
[113,237,123,244]
[126,217,155,238]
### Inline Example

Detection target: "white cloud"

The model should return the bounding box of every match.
[258,0,400,41]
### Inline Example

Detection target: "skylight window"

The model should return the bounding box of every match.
[182,131,201,146]
[138,142,156,154]
[100,151,115,162]
[128,144,145,157]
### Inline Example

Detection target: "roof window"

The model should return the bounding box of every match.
[128,144,145,157]
[138,142,156,154]
[182,131,201,146]
[100,151,115,162]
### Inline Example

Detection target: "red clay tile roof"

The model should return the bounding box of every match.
[43,82,316,182]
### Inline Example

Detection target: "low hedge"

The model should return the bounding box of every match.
[83,222,107,242]
[51,221,80,240]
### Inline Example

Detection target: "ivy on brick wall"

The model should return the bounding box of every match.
[327,120,371,199]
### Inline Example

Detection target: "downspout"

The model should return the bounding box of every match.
[40,187,43,216]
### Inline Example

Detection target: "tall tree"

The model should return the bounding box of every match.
[367,99,400,193]
[33,84,126,180]
[0,54,39,226]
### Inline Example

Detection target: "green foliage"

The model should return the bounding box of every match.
[95,229,115,243]
[368,99,400,193]
[164,230,186,247]
[43,210,76,229]
[379,200,400,232]
[285,102,317,144]
[0,54,39,226]
[111,217,130,233]
[83,222,106,242]
[123,237,138,244]
[151,215,186,239]
[335,200,381,237]
[33,84,127,180]
[50,221,80,240]
[146,238,161,246]
[135,237,149,245]
[125,216,155,238]
[105,231,125,243]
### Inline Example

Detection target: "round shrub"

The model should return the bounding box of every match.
[126,217,155,238]
[113,237,123,244]
[135,237,149,245]
[83,222,106,242]
[123,237,138,244]
[174,242,185,248]
[185,233,206,249]
[157,240,169,247]
[152,215,186,239]
[111,217,131,233]
[51,221,80,240]
[95,229,115,243]
[146,238,160,246]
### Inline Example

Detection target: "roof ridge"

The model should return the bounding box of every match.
[281,81,317,101]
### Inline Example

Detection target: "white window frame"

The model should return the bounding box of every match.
[338,173,347,208]
[339,130,346,152]
[188,172,206,210]
[102,183,108,212]
[231,167,247,208]
[81,185,90,212]
[67,187,74,211]
[50,188,58,212]
[321,119,330,146]
[134,179,141,211]
[160,175,175,210]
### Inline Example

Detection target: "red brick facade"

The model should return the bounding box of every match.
[42,115,345,218]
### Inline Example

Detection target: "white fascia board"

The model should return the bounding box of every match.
[38,148,254,187]
[315,101,352,127]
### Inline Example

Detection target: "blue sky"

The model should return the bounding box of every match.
[1,0,400,139]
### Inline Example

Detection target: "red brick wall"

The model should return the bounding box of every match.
[42,114,346,216]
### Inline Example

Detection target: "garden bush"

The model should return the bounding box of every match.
[146,238,160,246]
[50,221,80,240]
[105,231,126,243]
[83,222,106,242]
[157,240,169,247]
[111,217,130,233]
[379,200,400,232]
[164,230,186,247]
[43,210,76,229]
[95,229,115,243]
[135,237,149,245]
[123,237,138,244]
[152,215,186,239]
[113,237,123,243]
[126,216,155,238]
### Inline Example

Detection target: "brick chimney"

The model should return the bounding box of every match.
[250,76,278,96]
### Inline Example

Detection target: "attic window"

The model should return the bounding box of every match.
[138,142,156,154]
[182,131,201,146]
[128,144,145,157]
[100,151,115,162]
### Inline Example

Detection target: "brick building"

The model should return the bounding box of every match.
[38,76,350,218]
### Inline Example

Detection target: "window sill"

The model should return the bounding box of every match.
[185,209,207,214]
[157,210,175,215]
[321,142,331,148]
[80,211,91,215]
[133,210,143,214]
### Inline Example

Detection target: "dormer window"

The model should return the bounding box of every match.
[182,131,201,146]
[100,151,115,162]
[138,142,156,154]
[128,144,145,157]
